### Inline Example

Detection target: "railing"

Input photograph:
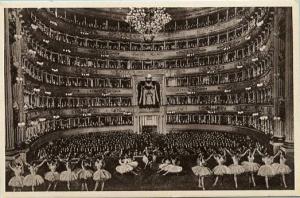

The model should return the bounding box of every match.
[26,8,271,52]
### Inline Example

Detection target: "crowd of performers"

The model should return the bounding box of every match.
[7,131,292,191]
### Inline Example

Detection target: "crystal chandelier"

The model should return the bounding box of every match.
[125,8,172,41]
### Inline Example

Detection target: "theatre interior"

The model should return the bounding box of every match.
[4,7,294,191]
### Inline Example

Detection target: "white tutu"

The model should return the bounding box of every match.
[213,165,231,175]
[44,171,60,182]
[93,169,111,181]
[164,164,182,173]
[228,164,245,175]
[142,156,149,165]
[159,163,170,171]
[257,165,275,177]
[272,163,292,175]
[116,164,133,174]
[128,161,138,168]
[192,165,212,176]
[8,176,24,187]
[60,170,77,181]
[23,174,44,186]
[241,161,260,172]
[78,169,93,180]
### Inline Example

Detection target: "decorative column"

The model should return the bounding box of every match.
[5,9,15,151]
[10,9,26,148]
[271,8,285,153]
[283,8,293,150]
[132,75,139,133]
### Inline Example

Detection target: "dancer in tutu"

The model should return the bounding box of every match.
[93,158,111,191]
[8,162,24,191]
[192,153,213,190]
[212,150,230,187]
[257,148,280,189]
[241,148,260,187]
[142,151,150,169]
[127,155,139,170]
[157,157,171,174]
[225,148,248,189]
[44,160,60,191]
[116,156,138,175]
[162,157,182,176]
[23,159,46,191]
[77,159,93,191]
[272,150,292,188]
[59,159,78,191]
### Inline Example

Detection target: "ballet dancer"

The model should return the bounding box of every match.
[257,148,280,189]
[212,150,230,187]
[93,158,111,191]
[59,158,78,191]
[127,155,139,170]
[77,159,93,191]
[8,162,24,191]
[241,148,260,187]
[162,157,182,176]
[23,159,46,191]
[272,150,292,188]
[157,157,171,174]
[44,160,60,191]
[225,148,248,189]
[192,153,213,190]
[142,150,150,169]
[116,156,138,175]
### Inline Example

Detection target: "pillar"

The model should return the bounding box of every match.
[283,8,294,150]
[271,8,285,153]
[5,9,15,151]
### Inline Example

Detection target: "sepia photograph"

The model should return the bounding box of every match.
[1,1,299,197]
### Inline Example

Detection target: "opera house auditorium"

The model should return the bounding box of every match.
[4,7,294,191]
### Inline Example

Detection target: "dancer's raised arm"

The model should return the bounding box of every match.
[225,148,233,156]
[273,150,281,159]
[251,148,257,156]
[8,162,15,171]
[240,149,250,157]
[36,159,46,168]
[205,154,213,162]
[256,148,264,156]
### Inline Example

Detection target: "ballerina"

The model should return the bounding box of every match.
[93,158,111,191]
[162,157,182,176]
[23,159,46,191]
[59,158,78,191]
[157,157,171,174]
[77,159,93,191]
[8,162,24,191]
[192,153,213,190]
[241,148,260,187]
[225,148,248,189]
[44,160,60,191]
[127,155,139,170]
[142,150,150,169]
[212,150,230,187]
[257,148,280,189]
[272,150,292,188]
[116,156,138,175]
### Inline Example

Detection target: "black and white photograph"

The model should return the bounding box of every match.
[2,1,299,197]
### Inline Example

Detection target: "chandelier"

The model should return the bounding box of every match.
[125,8,172,41]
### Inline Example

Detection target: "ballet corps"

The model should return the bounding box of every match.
[8,146,291,191]
[8,156,111,191]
